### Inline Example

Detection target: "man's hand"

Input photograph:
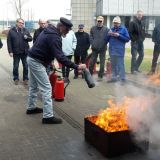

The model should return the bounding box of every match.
[78,64,86,70]
[24,35,28,39]
[9,53,13,57]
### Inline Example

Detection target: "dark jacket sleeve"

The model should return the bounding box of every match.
[7,30,13,53]
[48,35,78,69]
[128,21,136,41]
[33,30,38,43]
[90,27,94,45]
[24,29,32,42]
[0,38,3,48]
[152,27,157,43]
[86,33,90,50]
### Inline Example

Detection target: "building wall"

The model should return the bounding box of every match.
[97,0,160,16]
[96,0,160,36]
[71,0,96,32]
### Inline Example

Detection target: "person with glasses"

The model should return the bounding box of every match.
[7,18,32,85]
[89,16,109,81]
[33,19,47,43]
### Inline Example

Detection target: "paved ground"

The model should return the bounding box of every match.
[0,40,160,160]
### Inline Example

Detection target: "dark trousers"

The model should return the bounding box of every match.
[151,44,160,72]
[89,49,106,78]
[13,54,28,81]
[131,41,144,72]
[62,55,72,78]
[74,53,87,77]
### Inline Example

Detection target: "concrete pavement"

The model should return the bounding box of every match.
[0,39,160,160]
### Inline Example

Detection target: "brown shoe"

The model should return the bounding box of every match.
[14,80,19,85]
[23,80,28,85]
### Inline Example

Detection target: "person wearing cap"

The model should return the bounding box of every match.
[33,19,47,43]
[61,29,77,82]
[105,16,130,83]
[89,16,109,81]
[129,10,145,74]
[74,24,90,79]
[26,17,86,124]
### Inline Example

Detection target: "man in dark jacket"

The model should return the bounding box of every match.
[89,16,109,81]
[74,24,90,79]
[148,24,160,74]
[129,10,145,74]
[7,18,32,85]
[33,19,47,43]
[27,17,86,124]
[0,38,3,49]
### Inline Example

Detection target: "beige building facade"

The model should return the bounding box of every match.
[71,0,96,32]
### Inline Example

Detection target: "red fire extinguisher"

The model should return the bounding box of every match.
[54,76,65,101]
[106,58,112,80]
[49,71,58,98]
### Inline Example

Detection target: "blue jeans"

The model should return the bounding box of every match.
[131,41,144,72]
[110,55,125,81]
[13,54,28,81]
[27,57,53,118]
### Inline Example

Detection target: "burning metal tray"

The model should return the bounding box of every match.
[84,116,149,158]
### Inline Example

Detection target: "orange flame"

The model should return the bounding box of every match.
[87,96,157,133]
[146,73,160,86]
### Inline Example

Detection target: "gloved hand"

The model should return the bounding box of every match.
[24,35,28,39]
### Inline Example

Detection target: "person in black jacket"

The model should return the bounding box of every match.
[129,10,145,74]
[33,19,47,43]
[148,24,160,74]
[74,24,90,79]
[7,18,32,85]
[26,17,86,124]
[0,38,3,49]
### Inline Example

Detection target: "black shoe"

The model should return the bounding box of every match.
[26,107,43,114]
[42,117,63,124]
[135,70,141,73]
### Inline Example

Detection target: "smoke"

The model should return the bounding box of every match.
[113,79,160,158]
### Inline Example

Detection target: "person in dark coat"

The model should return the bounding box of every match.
[33,19,47,43]
[129,10,145,74]
[74,24,90,79]
[148,24,160,74]
[7,18,32,85]
[89,16,109,81]
[0,38,3,49]
[27,17,86,124]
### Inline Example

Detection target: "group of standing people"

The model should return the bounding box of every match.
[2,11,160,124]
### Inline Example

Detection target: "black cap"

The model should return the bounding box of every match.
[60,17,73,28]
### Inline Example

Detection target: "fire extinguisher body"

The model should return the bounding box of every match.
[49,72,58,98]
[54,78,65,101]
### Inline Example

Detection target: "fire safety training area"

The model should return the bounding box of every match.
[1,41,160,160]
